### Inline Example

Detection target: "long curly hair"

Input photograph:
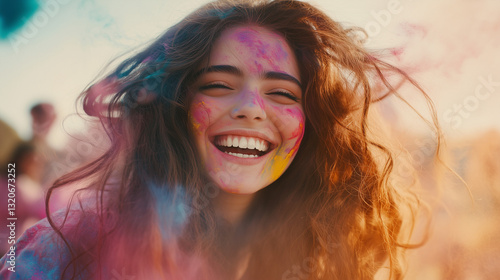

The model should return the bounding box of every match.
[46,0,439,279]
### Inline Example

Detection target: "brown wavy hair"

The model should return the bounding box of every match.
[46,0,439,279]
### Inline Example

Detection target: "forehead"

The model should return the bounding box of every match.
[209,25,300,78]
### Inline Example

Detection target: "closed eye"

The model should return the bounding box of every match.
[267,90,299,102]
[199,82,233,91]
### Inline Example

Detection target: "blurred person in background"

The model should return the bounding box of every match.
[0,119,22,169]
[0,119,22,253]
[0,103,56,255]
[0,142,45,255]
[30,103,56,144]
[28,102,58,187]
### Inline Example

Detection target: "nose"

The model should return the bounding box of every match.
[230,89,267,121]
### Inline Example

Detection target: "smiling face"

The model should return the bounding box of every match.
[188,25,305,194]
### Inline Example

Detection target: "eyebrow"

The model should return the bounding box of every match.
[193,65,302,88]
[263,71,302,88]
[193,65,242,80]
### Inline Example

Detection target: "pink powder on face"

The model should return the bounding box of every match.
[273,41,289,61]
[269,105,305,141]
[189,101,211,132]
[192,25,304,194]
[254,61,264,73]
[235,87,266,110]
[235,29,290,72]
[255,93,266,110]
[284,108,305,158]
[285,108,305,140]
[290,121,304,153]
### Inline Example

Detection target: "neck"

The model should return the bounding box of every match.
[212,191,255,225]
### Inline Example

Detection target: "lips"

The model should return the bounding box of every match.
[212,135,274,158]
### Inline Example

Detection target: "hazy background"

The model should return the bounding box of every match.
[1,0,499,279]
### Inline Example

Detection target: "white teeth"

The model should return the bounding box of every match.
[261,141,268,152]
[239,137,248,149]
[248,138,255,149]
[215,135,271,152]
[225,152,258,158]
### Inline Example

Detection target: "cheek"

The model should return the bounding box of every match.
[272,106,305,145]
[188,98,212,135]
[286,108,305,142]
[264,106,305,182]
[282,108,305,159]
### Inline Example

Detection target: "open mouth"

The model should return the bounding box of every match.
[212,135,274,158]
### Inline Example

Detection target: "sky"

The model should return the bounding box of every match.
[1,0,499,148]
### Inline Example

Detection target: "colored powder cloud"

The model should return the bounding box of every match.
[0,0,39,39]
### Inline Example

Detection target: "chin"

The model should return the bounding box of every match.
[214,178,267,195]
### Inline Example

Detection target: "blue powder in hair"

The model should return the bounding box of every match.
[147,182,191,241]
[210,7,235,20]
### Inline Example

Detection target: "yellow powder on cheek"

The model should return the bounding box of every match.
[269,154,290,182]
[188,101,208,134]
[189,113,201,131]
[266,126,304,182]
[266,145,300,182]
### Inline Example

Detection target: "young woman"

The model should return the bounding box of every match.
[0,0,438,279]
